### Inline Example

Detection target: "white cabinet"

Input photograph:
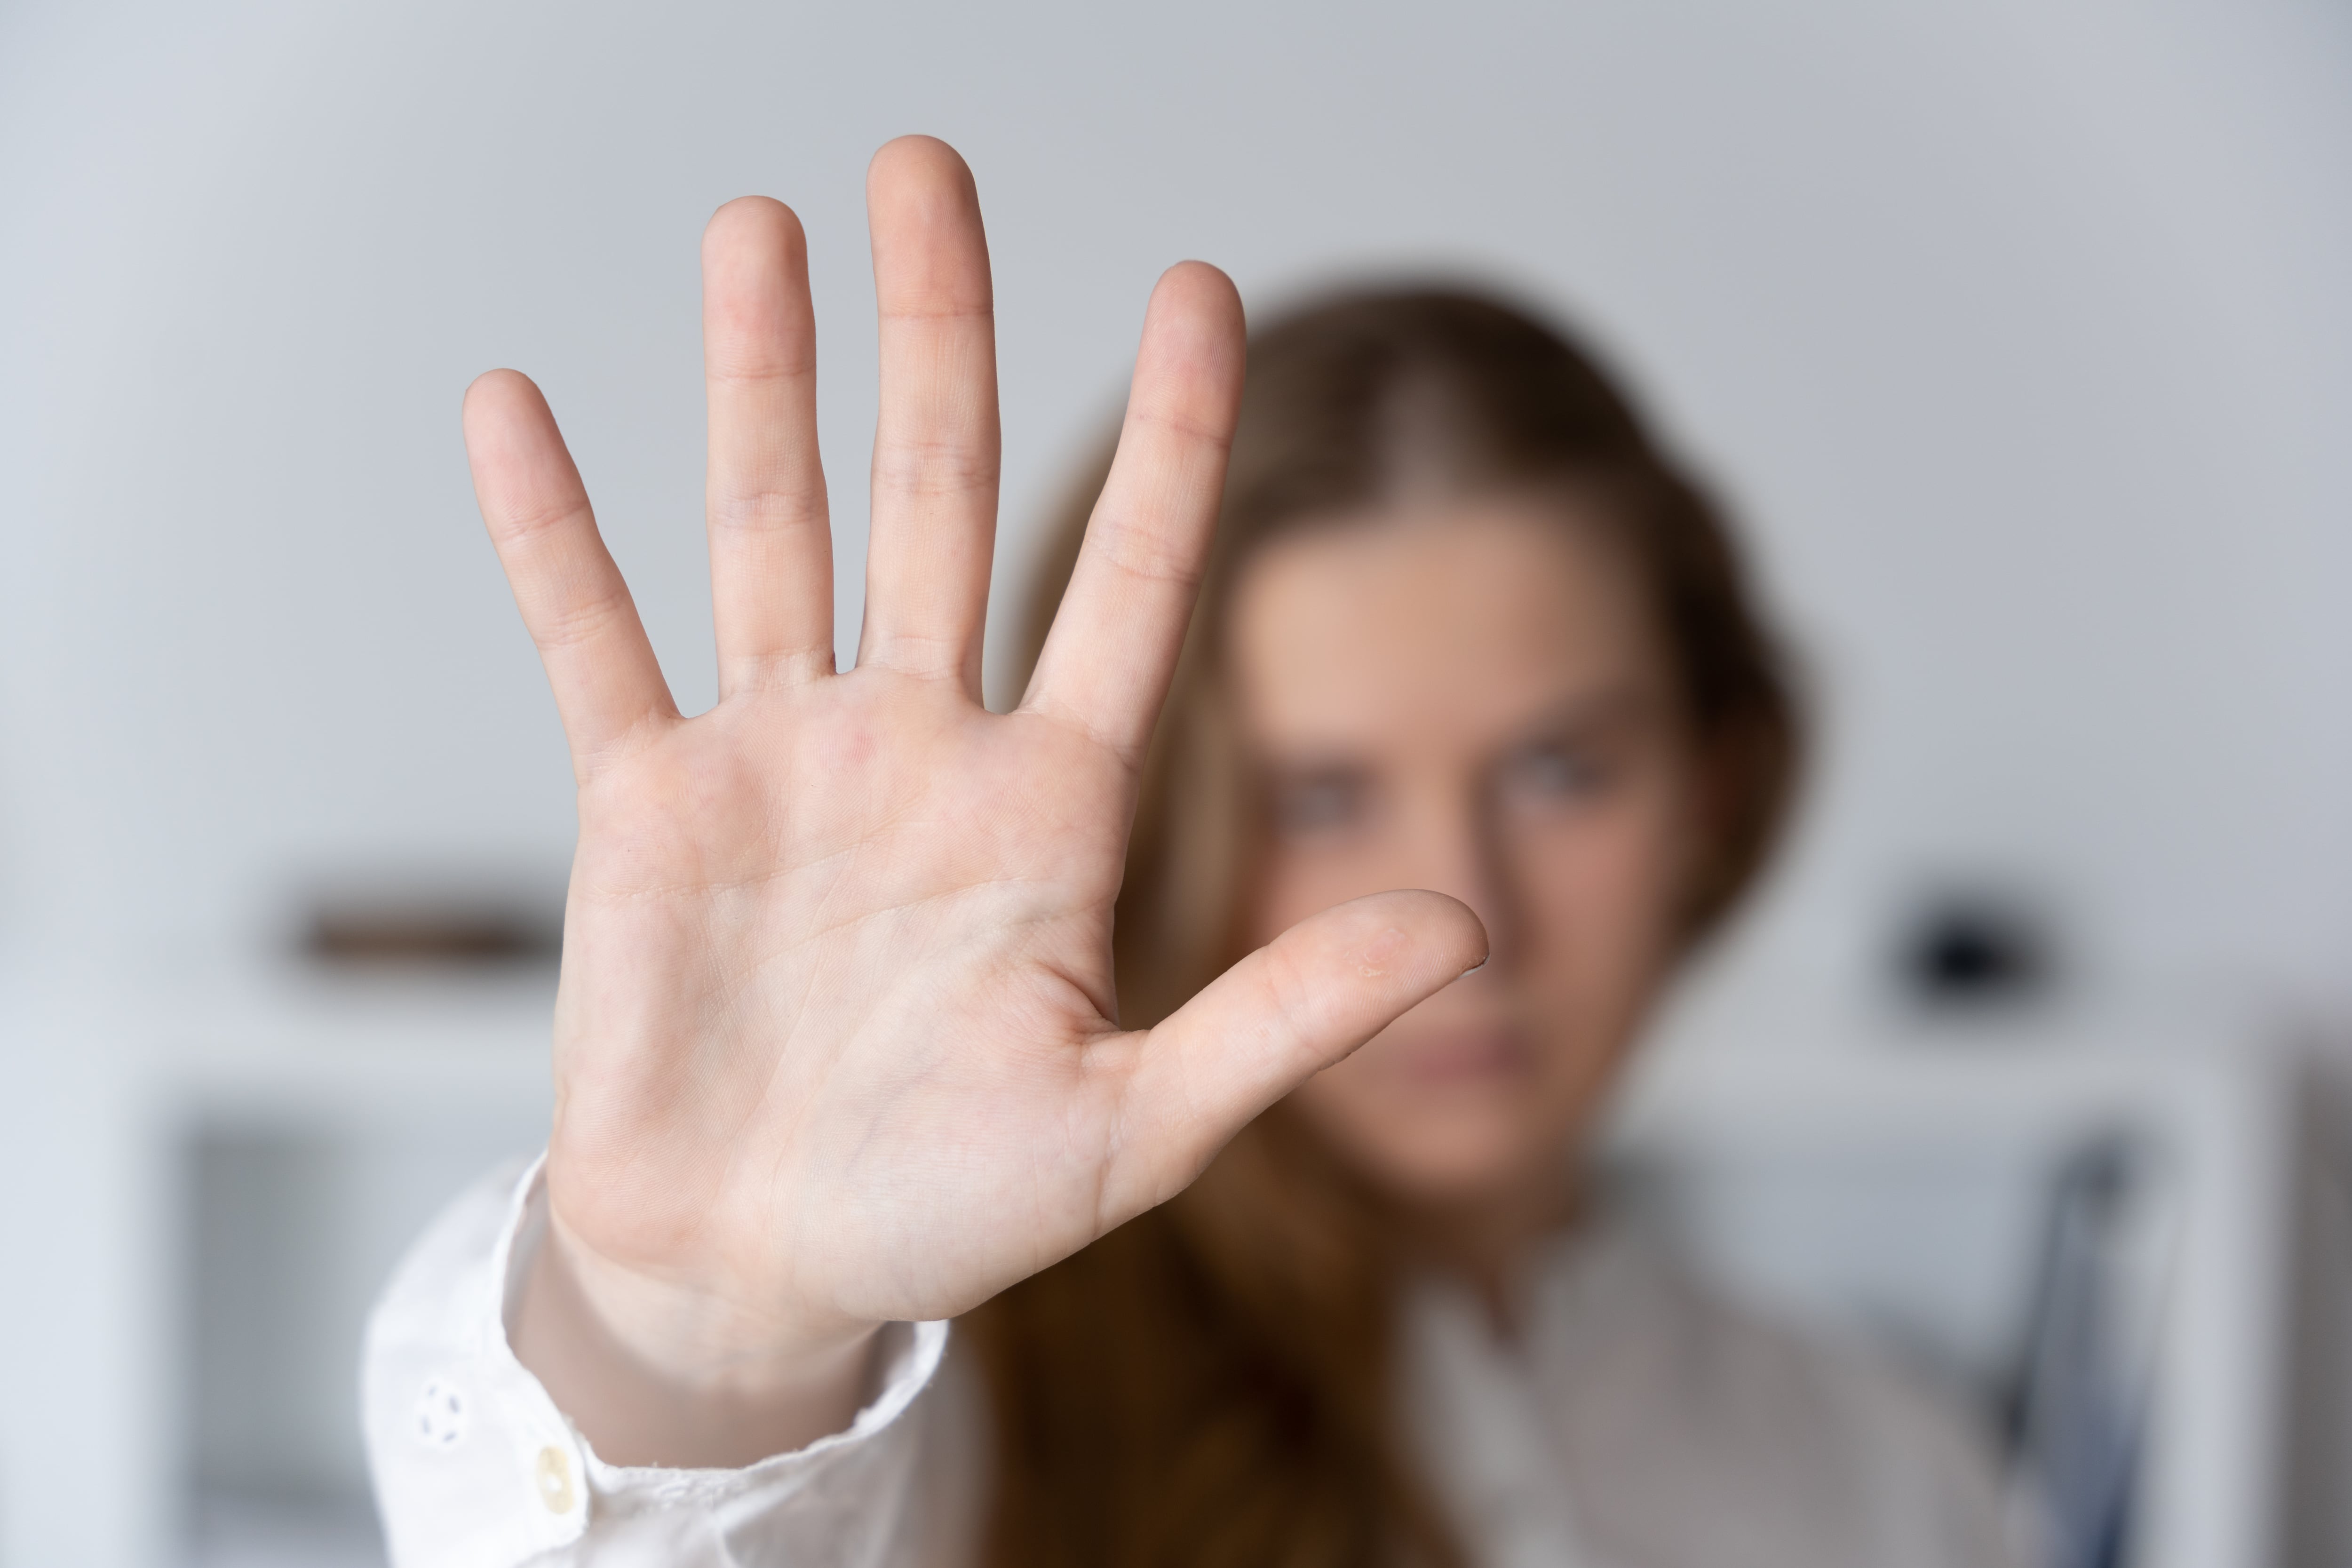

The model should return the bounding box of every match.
[0,962,2325,1567]
[1607,1002,2310,1568]
[0,961,553,1568]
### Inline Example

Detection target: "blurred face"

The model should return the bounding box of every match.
[1230,495,1699,1215]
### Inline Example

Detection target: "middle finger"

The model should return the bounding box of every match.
[855,136,1001,699]
[704,197,834,694]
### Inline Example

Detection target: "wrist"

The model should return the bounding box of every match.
[514,1210,882,1468]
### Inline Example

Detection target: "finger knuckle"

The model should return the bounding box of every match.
[494,494,590,547]
[873,437,1000,498]
[533,582,633,652]
[710,484,826,538]
[1258,940,1328,1051]
[1132,403,1235,453]
[1087,511,1202,590]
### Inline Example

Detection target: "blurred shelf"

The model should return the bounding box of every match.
[153,962,559,1128]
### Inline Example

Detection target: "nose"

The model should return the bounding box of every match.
[1402,782,1517,976]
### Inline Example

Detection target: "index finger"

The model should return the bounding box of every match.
[1019,263,1244,765]
[465,370,679,780]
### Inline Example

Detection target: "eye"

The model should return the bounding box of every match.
[1501,741,1609,803]
[1271,771,1367,836]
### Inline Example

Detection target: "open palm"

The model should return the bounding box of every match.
[466,139,1482,1391]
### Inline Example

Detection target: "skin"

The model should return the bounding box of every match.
[476,138,1485,1471]
[1230,504,1700,1306]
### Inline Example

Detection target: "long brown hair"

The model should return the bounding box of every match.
[965,288,1802,1568]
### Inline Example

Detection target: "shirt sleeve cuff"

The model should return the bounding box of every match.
[362,1153,951,1568]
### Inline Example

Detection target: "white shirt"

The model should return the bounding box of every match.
[364,1159,2024,1568]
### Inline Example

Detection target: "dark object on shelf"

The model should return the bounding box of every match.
[298,876,563,968]
[1900,892,2055,1007]
[305,908,557,966]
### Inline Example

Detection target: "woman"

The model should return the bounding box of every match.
[364,137,2019,1568]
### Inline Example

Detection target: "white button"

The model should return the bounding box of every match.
[413,1375,469,1448]
[536,1444,576,1514]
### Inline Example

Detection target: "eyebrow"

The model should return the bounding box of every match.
[1253,683,1666,775]
[1501,685,1662,749]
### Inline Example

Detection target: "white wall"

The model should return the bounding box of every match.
[3,0,2350,1006]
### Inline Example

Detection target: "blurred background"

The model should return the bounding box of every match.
[2,1,2349,1564]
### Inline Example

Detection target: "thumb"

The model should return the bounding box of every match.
[1099,890,1488,1220]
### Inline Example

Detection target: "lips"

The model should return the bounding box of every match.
[1385,1026,1533,1087]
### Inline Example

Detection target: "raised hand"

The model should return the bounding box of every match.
[465,138,1484,1465]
